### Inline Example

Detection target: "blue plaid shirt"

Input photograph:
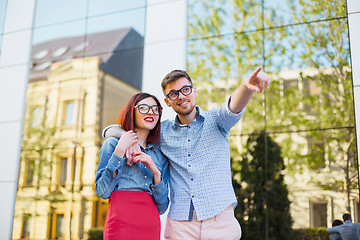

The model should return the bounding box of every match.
[159,97,245,221]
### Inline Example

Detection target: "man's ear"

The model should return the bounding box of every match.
[164,98,171,107]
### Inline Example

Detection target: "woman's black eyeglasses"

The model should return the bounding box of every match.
[134,104,162,115]
[166,85,193,101]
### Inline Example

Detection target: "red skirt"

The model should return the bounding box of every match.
[103,190,160,240]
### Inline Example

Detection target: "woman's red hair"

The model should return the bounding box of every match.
[117,93,162,144]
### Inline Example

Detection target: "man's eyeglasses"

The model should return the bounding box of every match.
[134,104,162,115]
[166,85,193,101]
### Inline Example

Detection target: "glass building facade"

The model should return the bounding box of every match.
[187,1,359,238]
[0,0,359,239]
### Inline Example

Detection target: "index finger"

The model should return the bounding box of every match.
[251,66,262,79]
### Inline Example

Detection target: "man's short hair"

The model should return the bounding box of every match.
[343,213,352,222]
[161,70,192,94]
[332,219,343,227]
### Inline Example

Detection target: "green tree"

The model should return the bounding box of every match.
[236,132,292,240]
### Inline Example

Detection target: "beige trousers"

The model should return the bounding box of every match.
[164,206,241,240]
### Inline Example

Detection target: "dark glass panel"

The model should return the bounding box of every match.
[92,42,144,91]
[232,132,293,238]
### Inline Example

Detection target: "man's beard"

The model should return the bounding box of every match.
[174,104,195,116]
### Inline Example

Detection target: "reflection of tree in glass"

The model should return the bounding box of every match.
[232,133,292,240]
[278,2,356,213]
[16,104,64,237]
[187,0,356,228]
[187,0,264,85]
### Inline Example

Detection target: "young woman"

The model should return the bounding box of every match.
[95,93,169,240]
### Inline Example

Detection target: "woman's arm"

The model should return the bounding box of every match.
[95,132,138,198]
[95,138,124,199]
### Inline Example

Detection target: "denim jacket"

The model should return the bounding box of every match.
[95,137,170,215]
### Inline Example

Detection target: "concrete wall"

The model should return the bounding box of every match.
[0,0,36,239]
[347,0,360,191]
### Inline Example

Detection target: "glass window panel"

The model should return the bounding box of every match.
[64,101,75,126]
[265,19,353,132]
[21,214,31,239]
[188,33,263,82]
[95,43,144,90]
[25,159,34,185]
[86,8,146,37]
[264,0,347,28]
[59,157,67,185]
[187,32,264,135]
[231,132,292,238]
[32,20,86,48]
[86,9,146,90]
[88,0,146,17]
[268,129,358,229]
[31,106,41,127]
[55,214,64,238]
[311,202,327,227]
[30,21,86,82]
[188,0,262,38]
[0,0,7,35]
[72,159,76,182]
[34,0,87,27]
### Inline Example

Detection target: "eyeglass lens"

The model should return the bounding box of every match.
[136,104,161,115]
[167,85,192,100]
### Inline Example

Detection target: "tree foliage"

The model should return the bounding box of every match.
[233,133,293,240]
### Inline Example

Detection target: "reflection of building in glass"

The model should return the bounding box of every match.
[12,28,143,240]
[275,67,358,228]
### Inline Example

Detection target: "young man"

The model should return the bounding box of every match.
[103,67,270,239]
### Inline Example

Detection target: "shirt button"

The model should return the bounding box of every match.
[192,195,194,198]
[145,183,148,186]
[118,161,121,164]
[188,139,190,142]
[188,164,191,167]
[188,154,191,157]
[191,178,194,181]
[144,175,147,178]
